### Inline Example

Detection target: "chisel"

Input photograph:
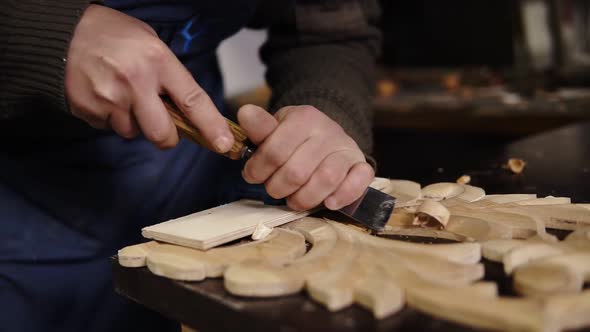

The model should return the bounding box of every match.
[163,98,396,231]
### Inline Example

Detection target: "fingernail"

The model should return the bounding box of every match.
[325,197,338,210]
[214,136,232,153]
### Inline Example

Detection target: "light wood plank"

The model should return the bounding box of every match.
[142,199,312,250]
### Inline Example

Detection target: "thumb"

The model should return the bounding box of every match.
[237,104,278,145]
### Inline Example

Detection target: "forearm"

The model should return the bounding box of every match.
[0,0,93,119]
[264,42,378,154]
[254,0,381,154]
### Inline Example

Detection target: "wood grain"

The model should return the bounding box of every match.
[142,199,312,250]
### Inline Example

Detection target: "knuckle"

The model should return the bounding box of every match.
[359,162,375,178]
[264,182,284,199]
[93,84,125,107]
[145,126,171,146]
[115,123,138,139]
[180,88,207,113]
[352,162,375,182]
[287,198,306,211]
[318,166,342,187]
[274,106,296,120]
[116,62,141,83]
[98,54,141,85]
[291,106,318,122]
[93,86,114,104]
[263,150,287,169]
[284,166,308,187]
[324,120,345,136]
[241,167,254,183]
[335,187,354,203]
[119,129,138,139]
[139,21,158,36]
[73,104,106,123]
[144,41,167,62]
[299,105,319,117]
[243,163,263,183]
[88,121,107,130]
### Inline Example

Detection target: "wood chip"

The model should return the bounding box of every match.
[252,222,273,240]
[443,73,461,91]
[504,158,526,174]
[413,200,451,229]
[456,175,471,185]
[376,79,398,97]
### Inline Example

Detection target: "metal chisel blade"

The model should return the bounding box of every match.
[338,186,396,232]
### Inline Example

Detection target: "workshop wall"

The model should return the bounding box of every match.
[218,29,267,98]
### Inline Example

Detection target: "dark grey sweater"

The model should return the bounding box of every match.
[0,0,380,154]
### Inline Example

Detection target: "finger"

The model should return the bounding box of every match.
[69,81,112,129]
[160,54,233,153]
[264,136,329,199]
[324,162,374,210]
[286,150,358,211]
[109,108,140,139]
[132,91,179,149]
[80,116,108,130]
[242,113,312,184]
[237,104,278,145]
[70,105,109,129]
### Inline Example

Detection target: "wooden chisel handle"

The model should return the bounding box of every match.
[162,97,255,160]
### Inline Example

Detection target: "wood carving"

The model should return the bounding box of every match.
[385,179,422,207]
[482,229,590,298]
[120,228,306,280]
[119,179,590,332]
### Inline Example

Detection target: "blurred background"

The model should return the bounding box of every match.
[218,0,590,181]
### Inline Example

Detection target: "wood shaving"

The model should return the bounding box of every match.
[456,175,471,185]
[504,158,526,174]
[252,222,273,240]
[413,200,451,229]
[422,183,464,201]
[376,79,398,98]
[442,73,461,91]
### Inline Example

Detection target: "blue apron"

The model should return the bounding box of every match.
[0,1,257,331]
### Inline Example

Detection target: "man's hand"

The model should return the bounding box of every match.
[65,5,234,151]
[238,105,374,211]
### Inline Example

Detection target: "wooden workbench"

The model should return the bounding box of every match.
[112,122,590,332]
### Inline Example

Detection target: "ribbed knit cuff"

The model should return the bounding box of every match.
[0,0,94,116]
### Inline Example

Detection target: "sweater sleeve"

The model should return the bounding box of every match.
[0,0,93,119]
[249,0,381,155]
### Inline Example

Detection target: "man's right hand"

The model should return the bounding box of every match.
[65,5,234,151]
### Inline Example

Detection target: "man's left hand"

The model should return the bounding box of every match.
[238,104,374,211]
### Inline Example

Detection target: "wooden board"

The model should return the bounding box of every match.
[141,177,391,250]
[142,199,312,250]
